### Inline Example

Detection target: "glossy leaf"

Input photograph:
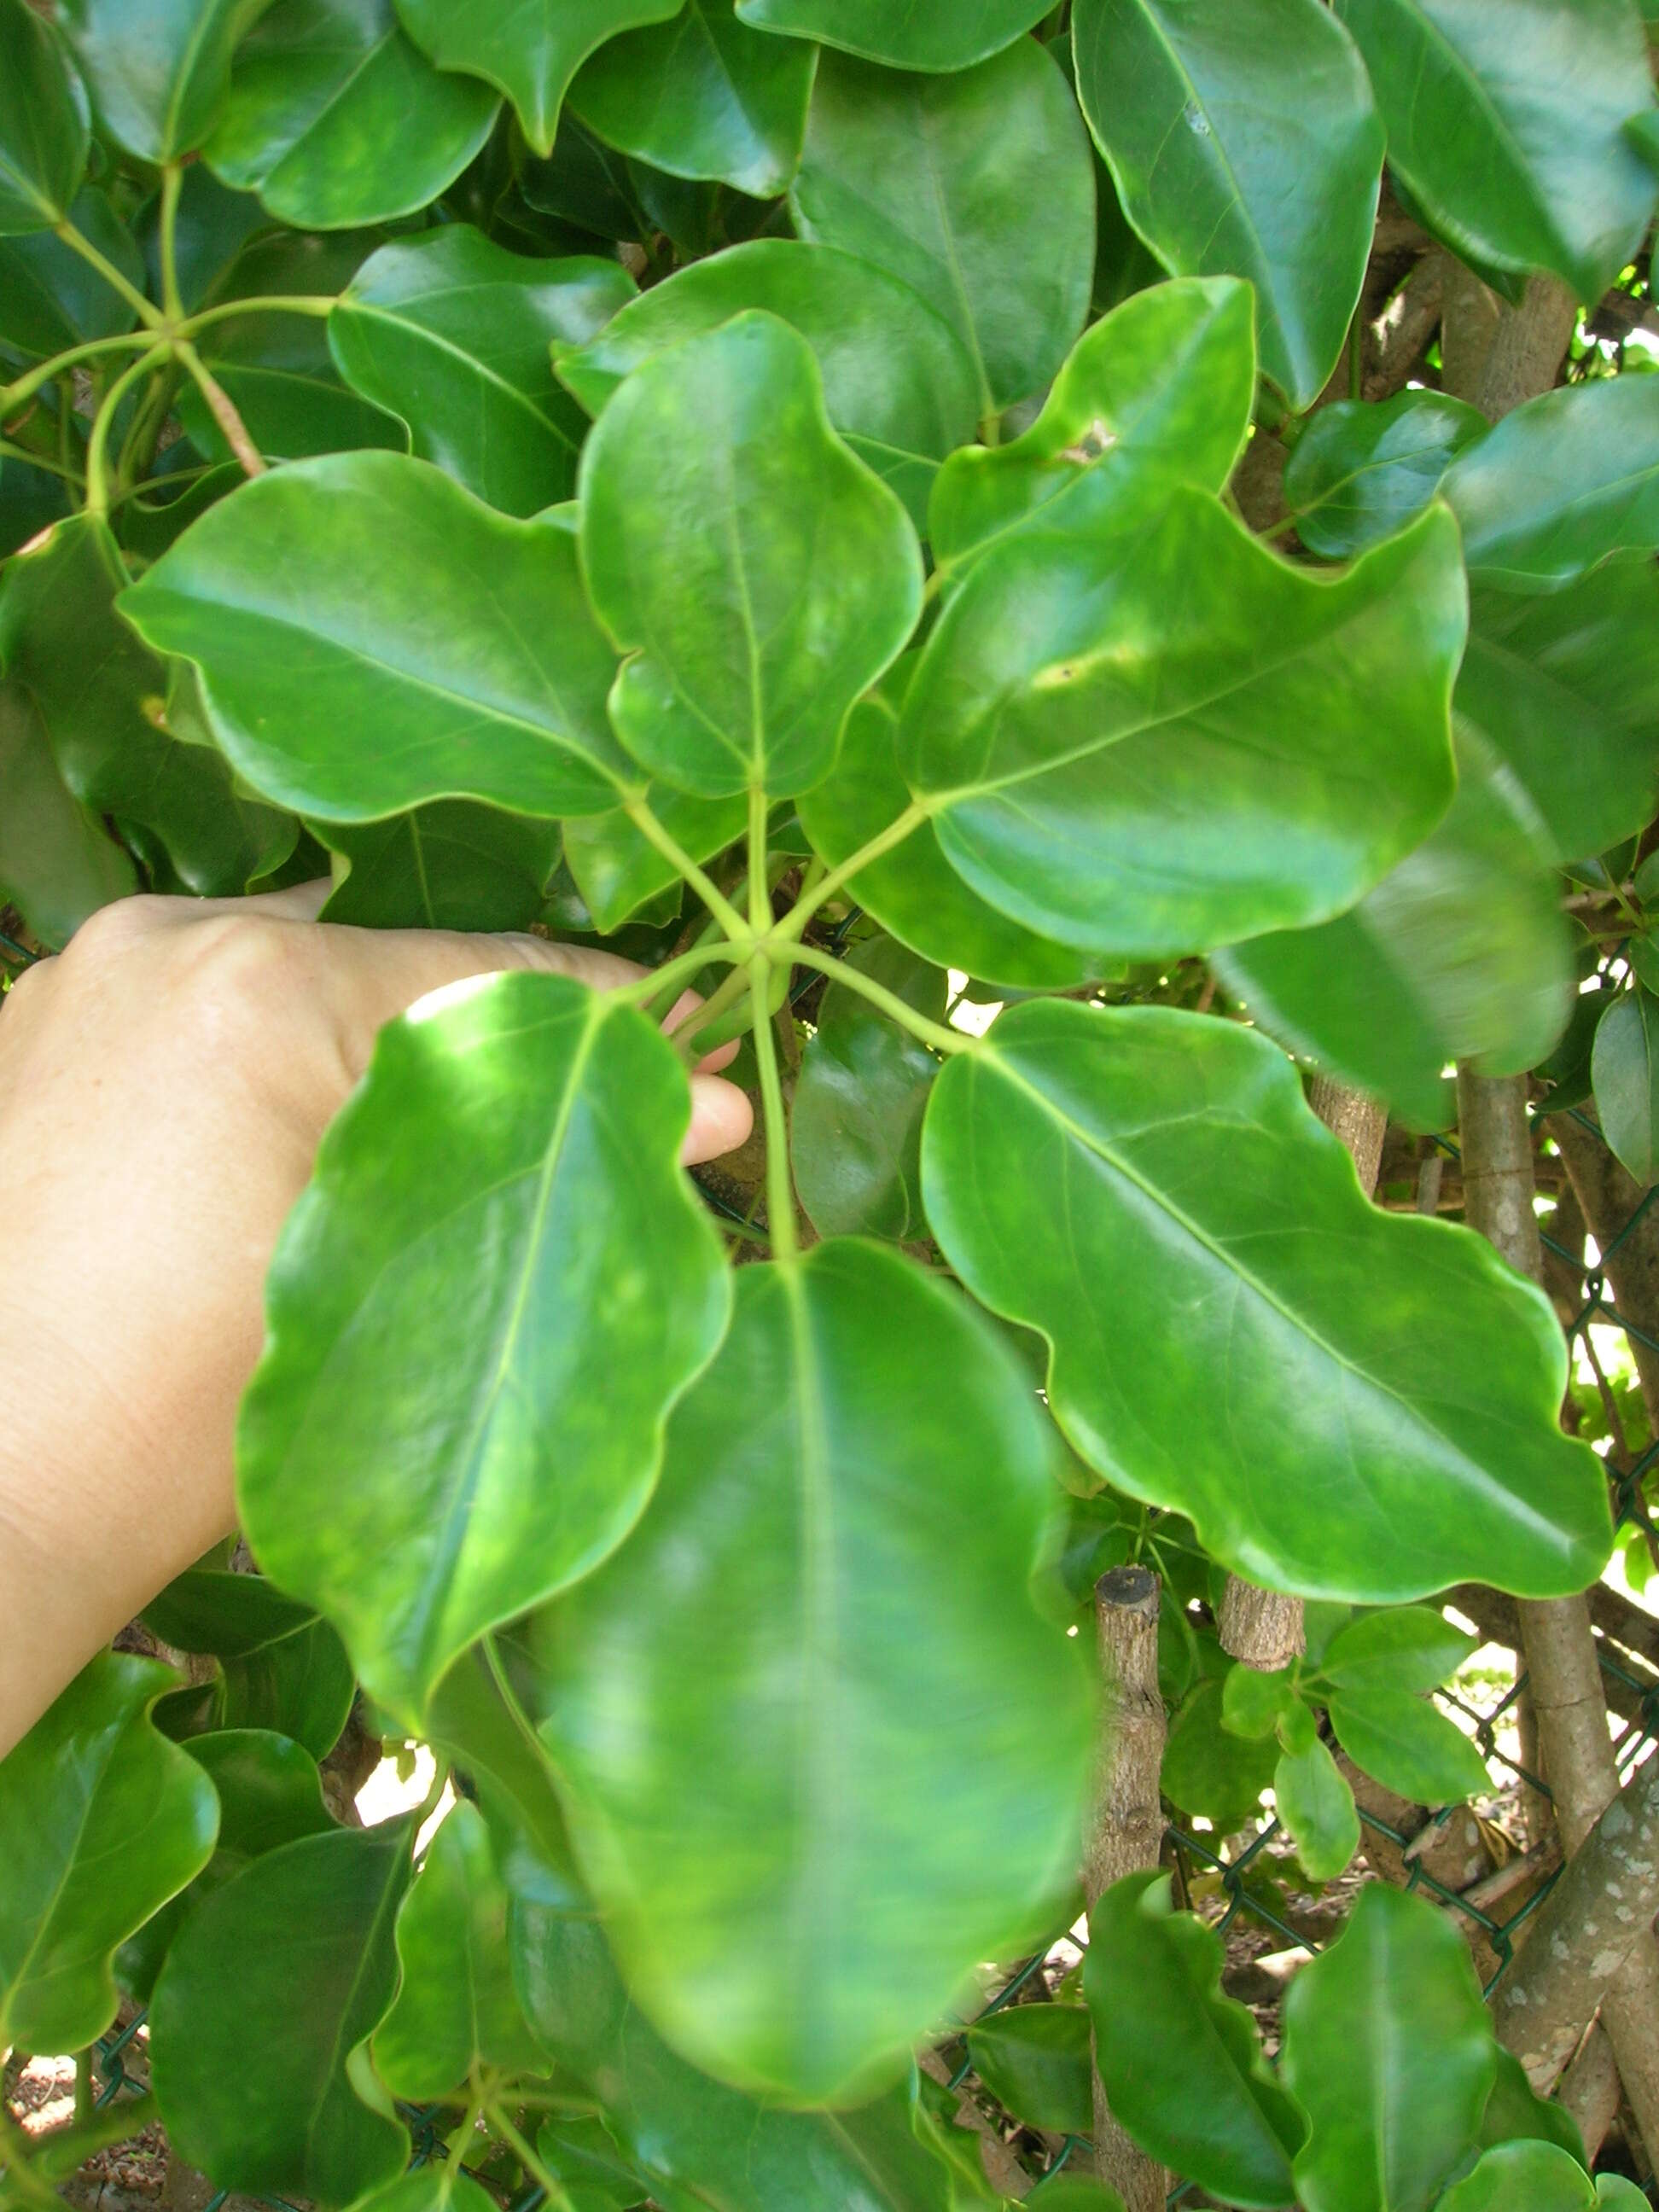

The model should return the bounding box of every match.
[1274,1736,1359,1881]
[0,0,89,233]
[317,802,561,933]
[0,514,298,895]
[1162,1679,1278,1830]
[0,1652,218,2052]
[58,0,266,165]
[142,1568,355,1761]
[0,187,145,356]
[1216,726,1575,1131]
[0,677,136,946]
[1457,556,1659,864]
[791,939,944,1240]
[175,227,402,462]
[964,2005,1092,2136]
[1593,987,1659,1187]
[1072,0,1383,410]
[1438,2142,1599,2212]
[930,276,1254,579]
[1332,0,1658,304]
[1443,375,1659,591]
[537,1239,1091,2101]
[514,1906,996,2212]
[1326,1688,1490,1804]
[1220,1662,1301,1742]
[238,971,729,1728]
[372,1802,545,2096]
[1315,1606,1476,1695]
[1284,392,1487,560]
[790,39,1095,414]
[394,0,681,154]
[137,160,271,310]
[579,313,921,800]
[1281,1883,1496,2212]
[151,1821,412,2205]
[424,1644,584,1912]
[736,0,1048,71]
[902,497,1464,958]
[1478,2046,1588,2166]
[555,237,981,528]
[205,0,499,229]
[571,0,816,199]
[121,457,631,822]
[799,693,1111,990]
[357,2172,503,2212]
[563,785,743,934]
[1085,1872,1302,2209]
[329,229,632,515]
[922,1001,1610,1600]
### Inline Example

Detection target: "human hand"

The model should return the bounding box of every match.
[0,886,751,1754]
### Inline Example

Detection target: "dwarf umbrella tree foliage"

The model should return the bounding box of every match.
[3,0,1659,2207]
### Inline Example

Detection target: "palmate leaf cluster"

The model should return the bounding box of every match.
[2,0,1659,2207]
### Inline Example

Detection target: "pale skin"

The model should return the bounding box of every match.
[0,884,754,1758]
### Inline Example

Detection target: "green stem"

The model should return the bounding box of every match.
[788,940,972,1057]
[174,337,265,477]
[117,356,183,492]
[641,916,729,1022]
[616,939,745,1024]
[85,343,172,517]
[771,800,931,946]
[0,437,84,485]
[668,957,753,1058]
[158,163,186,323]
[621,793,750,942]
[486,2103,577,2212]
[0,2110,64,2211]
[32,2094,155,2184]
[751,958,798,1262]
[1,329,154,420]
[748,783,771,936]
[55,217,164,331]
[178,291,338,336]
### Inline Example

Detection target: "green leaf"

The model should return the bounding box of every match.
[1216,725,1574,1132]
[1479,2046,1587,2166]
[1598,2178,1650,2209]
[1325,1689,1489,1805]
[965,2005,1092,2136]
[0,187,145,356]
[792,939,944,1240]
[205,0,499,229]
[736,0,1049,70]
[1593,987,1659,1187]
[141,1568,355,1761]
[1072,0,1383,410]
[372,1802,545,2097]
[239,972,729,1728]
[174,226,404,462]
[570,0,816,199]
[120,457,630,822]
[1221,1662,1301,1742]
[317,802,561,933]
[424,1644,585,1912]
[1274,1735,1359,1880]
[1085,1872,1302,2209]
[136,160,271,311]
[355,2172,503,2212]
[1162,1678,1278,1829]
[0,1652,218,2052]
[394,0,681,155]
[534,2115,648,2212]
[1316,1606,1477,1695]
[0,513,298,895]
[555,237,981,530]
[0,451,70,556]
[0,677,137,947]
[901,497,1464,958]
[1024,2183,1128,2212]
[579,312,921,800]
[1331,0,1658,305]
[929,276,1255,581]
[1436,2140,1598,2212]
[1284,393,1488,560]
[790,38,1095,415]
[1443,375,1659,591]
[0,0,89,233]
[1281,1884,1497,2212]
[329,229,633,516]
[536,1239,1091,2102]
[563,785,744,934]
[799,690,1113,991]
[151,1821,412,2205]
[58,0,267,165]
[921,1001,1610,1600]
[1457,556,1659,866]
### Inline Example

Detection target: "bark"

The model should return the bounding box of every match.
[1220,1083,1385,1669]
[1553,1113,1659,1435]
[1086,1566,1167,2212]
[1560,2025,1624,2165]
[1458,1072,1659,2144]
